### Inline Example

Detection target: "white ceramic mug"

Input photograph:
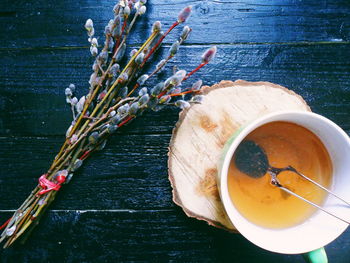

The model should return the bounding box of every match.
[218,111,350,262]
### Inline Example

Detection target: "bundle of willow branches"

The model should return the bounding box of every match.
[0,0,216,248]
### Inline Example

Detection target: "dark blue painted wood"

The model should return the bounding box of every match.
[0,0,349,48]
[0,0,349,262]
[1,44,349,136]
[0,210,349,262]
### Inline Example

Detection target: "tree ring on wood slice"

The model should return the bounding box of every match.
[168,80,311,232]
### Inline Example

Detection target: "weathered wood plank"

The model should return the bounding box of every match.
[0,135,174,210]
[0,0,349,48]
[1,44,349,136]
[1,0,349,260]
[0,210,349,262]
[1,132,349,210]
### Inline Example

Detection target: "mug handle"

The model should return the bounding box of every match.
[303,247,328,263]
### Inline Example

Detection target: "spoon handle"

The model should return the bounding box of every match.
[286,166,350,206]
[277,185,350,225]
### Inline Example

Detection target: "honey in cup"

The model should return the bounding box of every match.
[228,121,333,229]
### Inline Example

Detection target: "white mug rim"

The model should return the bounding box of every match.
[219,110,350,254]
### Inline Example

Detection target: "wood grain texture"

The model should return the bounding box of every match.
[0,210,349,262]
[0,0,349,48]
[1,44,350,136]
[168,80,310,231]
[0,0,349,261]
[0,135,175,210]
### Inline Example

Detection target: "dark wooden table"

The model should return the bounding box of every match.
[1,0,349,262]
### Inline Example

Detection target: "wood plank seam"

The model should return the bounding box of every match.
[0,209,174,213]
[0,41,349,52]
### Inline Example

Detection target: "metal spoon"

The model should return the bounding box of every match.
[234,140,350,224]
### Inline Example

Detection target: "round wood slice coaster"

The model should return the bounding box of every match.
[168,80,311,232]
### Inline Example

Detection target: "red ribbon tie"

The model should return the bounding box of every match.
[37,174,63,195]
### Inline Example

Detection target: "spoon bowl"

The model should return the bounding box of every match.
[234,139,349,224]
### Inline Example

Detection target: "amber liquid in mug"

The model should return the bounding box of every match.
[228,121,333,229]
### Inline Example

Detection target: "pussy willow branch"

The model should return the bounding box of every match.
[51,11,143,171]
[0,27,157,246]
[1,3,217,248]
[92,32,158,119]
[1,98,134,247]
[52,9,129,167]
